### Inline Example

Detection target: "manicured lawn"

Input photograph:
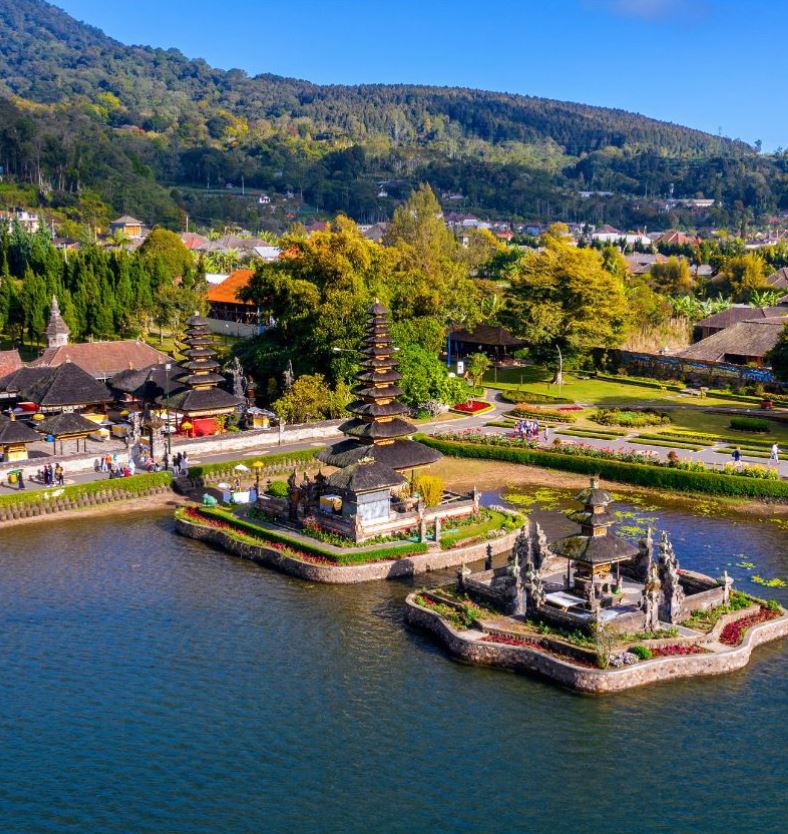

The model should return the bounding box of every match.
[483,366,752,409]
[666,410,788,444]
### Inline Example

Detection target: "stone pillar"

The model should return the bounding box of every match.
[457,562,471,591]
[434,516,442,544]
[419,512,428,543]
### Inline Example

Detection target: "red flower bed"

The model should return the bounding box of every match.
[452,399,491,413]
[482,633,541,649]
[719,607,780,646]
[651,644,708,657]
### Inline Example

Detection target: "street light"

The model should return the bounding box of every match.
[251,460,265,495]
[164,362,172,465]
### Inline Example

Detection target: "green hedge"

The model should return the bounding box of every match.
[729,417,770,433]
[501,390,572,405]
[188,448,321,479]
[196,507,429,564]
[416,436,788,500]
[0,470,173,509]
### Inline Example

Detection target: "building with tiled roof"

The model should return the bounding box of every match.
[693,305,787,342]
[0,349,22,379]
[31,341,172,380]
[206,268,256,322]
[766,267,788,290]
[679,316,787,367]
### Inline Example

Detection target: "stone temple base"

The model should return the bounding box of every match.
[405,594,788,694]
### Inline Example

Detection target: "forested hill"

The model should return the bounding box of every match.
[0,0,779,231]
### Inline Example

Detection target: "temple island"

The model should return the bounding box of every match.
[406,478,788,693]
[174,302,524,582]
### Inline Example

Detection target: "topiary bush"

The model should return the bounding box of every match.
[591,408,671,428]
[501,390,572,405]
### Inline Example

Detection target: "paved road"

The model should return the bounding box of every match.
[3,390,785,495]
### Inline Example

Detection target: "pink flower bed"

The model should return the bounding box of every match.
[719,607,779,646]
[650,644,708,657]
[452,399,491,413]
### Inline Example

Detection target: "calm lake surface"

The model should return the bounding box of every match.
[1,489,786,834]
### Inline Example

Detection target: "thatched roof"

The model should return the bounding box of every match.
[680,317,787,362]
[450,324,526,347]
[159,386,243,413]
[327,459,405,493]
[318,438,442,470]
[9,363,112,408]
[37,411,98,437]
[0,417,39,445]
[551,533,639,565]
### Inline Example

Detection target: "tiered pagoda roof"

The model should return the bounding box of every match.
[318,302,442,472]
[158,315,243,414]
[552,478,639,565]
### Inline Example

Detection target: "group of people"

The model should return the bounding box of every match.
[172,451,190,476]
[95,452,137,478]
[731,443,781,470]
[517,418,549,443]
[37,463,65,487]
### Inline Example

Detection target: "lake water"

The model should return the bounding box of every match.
[1,490,786,834]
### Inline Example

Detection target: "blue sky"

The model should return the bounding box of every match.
[54,0,787,149]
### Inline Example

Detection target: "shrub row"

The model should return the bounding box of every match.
[188,449,321,480]
[729,417,771,433]
[510,405,577,422]
[0,470,173,510]
[195,507,429,564]
[416,436,788,500]
[500,390,572,405]
[628,438,704,451]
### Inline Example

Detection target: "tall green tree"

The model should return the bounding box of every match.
[502,228,630,362]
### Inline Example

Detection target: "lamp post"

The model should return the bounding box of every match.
[164,362,172,464]
[252,460,264,496]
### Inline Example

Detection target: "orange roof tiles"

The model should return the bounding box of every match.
[206,269,255,306]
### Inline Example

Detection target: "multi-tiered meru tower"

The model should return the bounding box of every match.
[318,302,442,472]
[158,314,243,433]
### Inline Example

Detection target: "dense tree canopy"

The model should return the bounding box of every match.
[502,225,630,362]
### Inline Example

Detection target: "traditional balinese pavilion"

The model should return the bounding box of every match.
[0,362,113,414]
[37,411,102,455]
[158,315,243,437]
[0,414,40,462]
[551,479,640,609]
[318,302,442,474]
[111,362,185,408]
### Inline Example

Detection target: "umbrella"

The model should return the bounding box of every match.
[233,464,250,472]
[217,482,231,489]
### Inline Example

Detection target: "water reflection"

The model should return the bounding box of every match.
[0,494,785,834]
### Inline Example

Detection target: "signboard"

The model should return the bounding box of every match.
[456,361,465,376]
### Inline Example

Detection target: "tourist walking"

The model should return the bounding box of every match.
[770,443,780,466]
[543,425,550,443]
[732,447,742,471]
[17,469,25,491]
[181,452,189,476]
[55,464,64,486]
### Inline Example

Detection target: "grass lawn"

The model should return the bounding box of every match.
[440,508,520,550]
[483,366,753,409]
[665,410,788,444]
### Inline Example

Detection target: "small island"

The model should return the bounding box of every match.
[175,303,523,582]
[406,478,788,693]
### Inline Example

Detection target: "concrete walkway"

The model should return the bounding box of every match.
[2,388,784,497]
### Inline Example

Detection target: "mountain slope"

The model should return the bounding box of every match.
[0,0,777,231]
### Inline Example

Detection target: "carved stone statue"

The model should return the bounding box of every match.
[532,521,552,571]
[484,543,493,571]
[287,469,299,522]
[658,531,685,624]
[504,545,524,616]
[632,527,655,583]
[642,558,662,632]
[721,570,733,606]
[513,521,532,569]
[522,560,545,616]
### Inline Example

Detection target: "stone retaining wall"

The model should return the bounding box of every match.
[405,594,788,694]
[175,516,521,584]
[0,483,172,523]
